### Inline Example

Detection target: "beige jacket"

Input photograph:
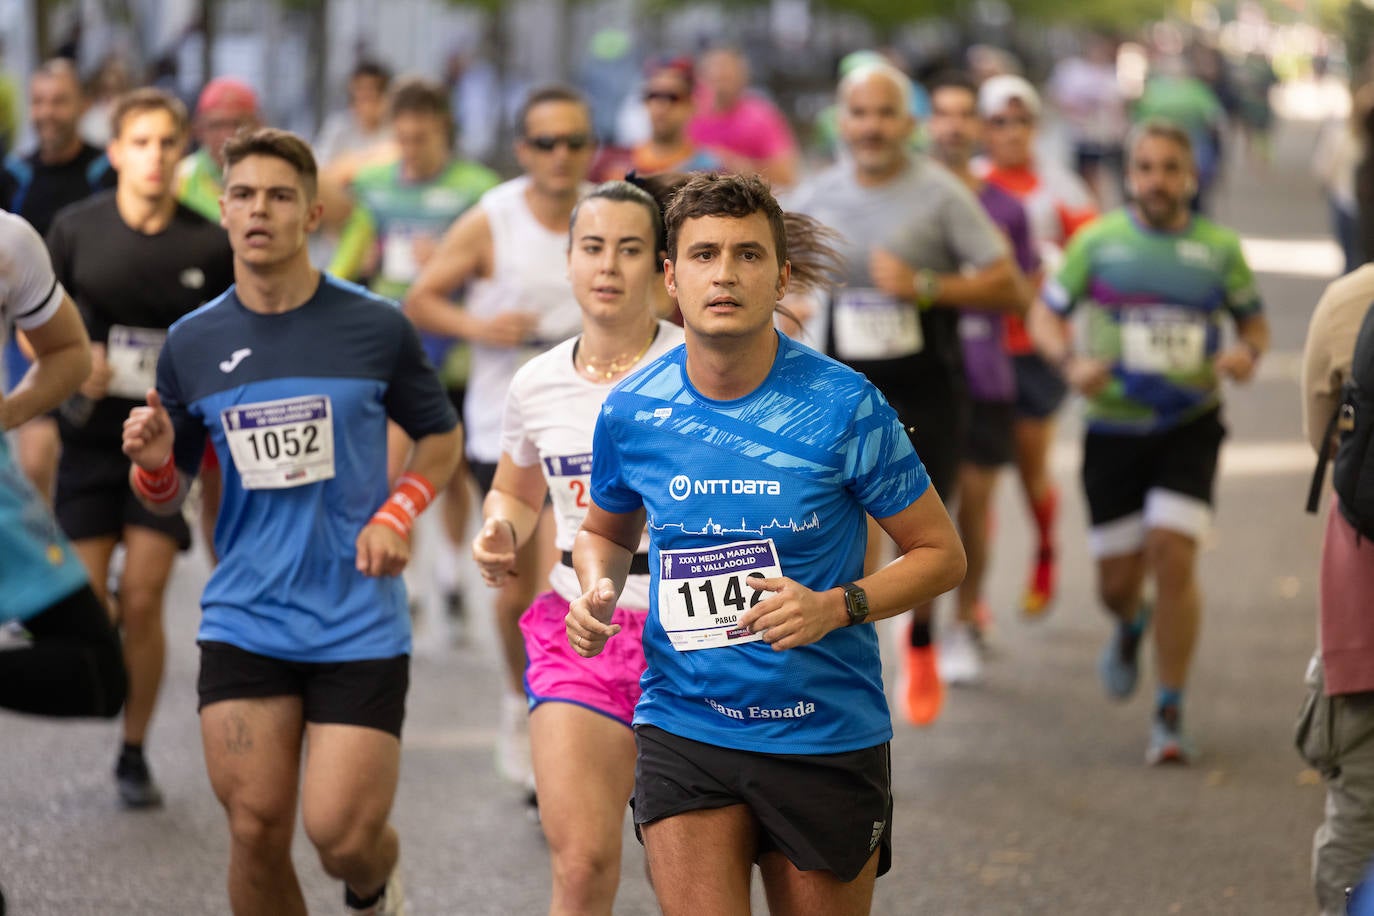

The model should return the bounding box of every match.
[1302,264,1374,454]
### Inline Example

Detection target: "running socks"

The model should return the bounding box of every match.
[345,885,385,911]
[909,620,933,648]
[1022,488,1058,617]
[1031,487,1057,550]
[1157,687,1184,722]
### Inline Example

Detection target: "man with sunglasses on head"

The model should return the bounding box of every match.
[404,84,594,805]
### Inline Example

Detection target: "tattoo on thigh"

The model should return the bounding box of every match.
[224,713,253,754]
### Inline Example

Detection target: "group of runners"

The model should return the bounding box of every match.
[0,46,1270,916]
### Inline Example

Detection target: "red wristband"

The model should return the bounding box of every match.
[369,472,437,539]
[133,454,180,504]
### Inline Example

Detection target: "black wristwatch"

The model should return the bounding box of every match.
[840,582,870,626]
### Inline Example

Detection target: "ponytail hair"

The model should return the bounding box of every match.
[625,171,842,293]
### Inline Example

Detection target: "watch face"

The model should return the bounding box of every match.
[846,585,869,622]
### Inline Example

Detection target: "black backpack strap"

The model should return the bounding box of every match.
[1307,406,1342,514]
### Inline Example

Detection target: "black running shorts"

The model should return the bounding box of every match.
[1012,352,1068,420]
[631,724,893,882]
[963,400,1016,468]
[55,446,191,549]
[1082,407,1227,527]
[197,641,410,737]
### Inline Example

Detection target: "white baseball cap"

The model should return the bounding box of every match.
[978,74,1041,118]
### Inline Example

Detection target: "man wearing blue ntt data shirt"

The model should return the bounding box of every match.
[566,173,966,915]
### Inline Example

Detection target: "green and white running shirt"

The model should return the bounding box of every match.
[329,158,499,302]
[1043,208,1262,434]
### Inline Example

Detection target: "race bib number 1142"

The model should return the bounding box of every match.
[657,539,781,651]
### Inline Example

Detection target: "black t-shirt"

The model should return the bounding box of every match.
[1,144,116,236]
[48,191,235,449]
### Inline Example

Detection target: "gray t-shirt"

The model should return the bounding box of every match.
[787,156,1006,398]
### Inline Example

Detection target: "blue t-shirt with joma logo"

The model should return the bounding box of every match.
[159,274,457,661]
[591,332,929,754]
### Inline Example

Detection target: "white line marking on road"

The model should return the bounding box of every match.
[1240,237,1342,279]
[1051,440,1315,477]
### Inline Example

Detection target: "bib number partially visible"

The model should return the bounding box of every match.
[106,325,167,400]
[832,288,923,361]
[381,229,423,285]
[1120,307,1206,374]
[657,539,780,651]
[220,395,335,490]
[543,452,593,531]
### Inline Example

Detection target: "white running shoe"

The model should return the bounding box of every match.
[497,693,534,791]
[936,622,983,686]
[345,868,406,915]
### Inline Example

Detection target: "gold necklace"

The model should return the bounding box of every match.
[576,327,658,381]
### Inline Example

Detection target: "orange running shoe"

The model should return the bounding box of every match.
[898,643,944,726]
[1021,546,1056,619]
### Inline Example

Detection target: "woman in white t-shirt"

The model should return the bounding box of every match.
[472,180,680,913]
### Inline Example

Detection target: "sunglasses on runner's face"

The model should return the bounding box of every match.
[525,133,593,152]
[643,90,686,104]
[987,115,1034,129]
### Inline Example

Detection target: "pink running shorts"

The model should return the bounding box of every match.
[520,590,647,726]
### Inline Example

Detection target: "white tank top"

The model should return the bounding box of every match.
[463,177,586,463]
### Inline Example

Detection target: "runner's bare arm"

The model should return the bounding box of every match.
[1215,313,1271,383]
[402,206,535,347]
[1,294,90,430]
[870,250,1029,315]
[123,389,193,516]
[473,454,548,587]
[739,486,966,650]
[567,501,645,657]
[356,424,462,577]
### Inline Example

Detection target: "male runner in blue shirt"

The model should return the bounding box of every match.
[566,173,966,914]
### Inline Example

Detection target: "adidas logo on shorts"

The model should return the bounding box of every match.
[869,820,885,851]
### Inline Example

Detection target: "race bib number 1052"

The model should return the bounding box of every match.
[220,395,336,490]
[657,539,781,651]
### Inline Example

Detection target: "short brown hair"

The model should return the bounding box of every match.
[515,83,589,138]
[110,88,188,140]
[663,173,788,267]
[221,127,319,200]
[388,76,454,139]
[1127,118,1195,169]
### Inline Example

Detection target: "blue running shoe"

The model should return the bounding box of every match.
[1145,707,1197,765]
[1099,604,1151,700]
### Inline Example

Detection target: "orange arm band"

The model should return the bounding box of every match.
[369,472,437,539]
[132,454,181,504]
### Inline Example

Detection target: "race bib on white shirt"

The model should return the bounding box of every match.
[105,325,167,400]
[220,395,336,490]
[832,288,923,361]
[657,539,781,651]
[1120,307,1207,374]
[543,452,593,532]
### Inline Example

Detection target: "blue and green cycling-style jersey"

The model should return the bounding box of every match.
[591,332,929,755]
[158,274,457,661]
[1043,208,1263,434]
